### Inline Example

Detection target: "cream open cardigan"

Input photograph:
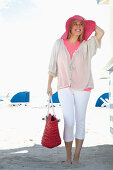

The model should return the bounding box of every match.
[49,36,101,90]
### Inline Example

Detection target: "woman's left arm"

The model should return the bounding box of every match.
[95,25,104,41]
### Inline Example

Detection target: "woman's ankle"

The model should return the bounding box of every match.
[73,152,80,162]
[65,141,73,163]
[66,151,72,162]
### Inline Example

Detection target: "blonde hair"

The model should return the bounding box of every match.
[67,21,84,43]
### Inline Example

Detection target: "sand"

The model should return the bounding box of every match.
[0,104,113,170]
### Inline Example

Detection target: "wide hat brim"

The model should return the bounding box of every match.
[61,15,96,41]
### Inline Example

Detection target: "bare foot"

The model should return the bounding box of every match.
[61,160,72,164]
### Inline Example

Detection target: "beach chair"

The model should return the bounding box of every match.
[95,92,109,107]
[49,92,61,107]
[10,91,30,106]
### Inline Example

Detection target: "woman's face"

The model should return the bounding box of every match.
[70,20,84,36]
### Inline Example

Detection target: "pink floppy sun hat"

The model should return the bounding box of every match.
[61,15,96,41]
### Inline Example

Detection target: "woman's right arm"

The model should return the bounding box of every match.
[47,39,60,96]
[47,74,53,96]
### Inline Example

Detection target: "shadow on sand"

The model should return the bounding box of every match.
[0,144,113,170]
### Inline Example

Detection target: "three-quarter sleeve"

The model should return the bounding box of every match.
[48,39,61,77]
[83,36,101,59]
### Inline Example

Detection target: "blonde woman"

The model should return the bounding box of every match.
[47,15,104,164]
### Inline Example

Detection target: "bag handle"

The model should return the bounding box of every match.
[42,94,60,122]
[47,94,56,117]
[42,94,56,121]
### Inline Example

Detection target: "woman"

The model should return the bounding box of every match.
[47,15,104,164]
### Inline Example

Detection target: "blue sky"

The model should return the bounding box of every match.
[0,0,40,21]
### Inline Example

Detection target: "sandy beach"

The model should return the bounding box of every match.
[0,104,113,170]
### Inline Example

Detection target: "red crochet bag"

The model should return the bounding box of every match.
[41,95,61,148]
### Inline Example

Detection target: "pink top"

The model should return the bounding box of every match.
[63,39,80,59]
[63,39,92,92]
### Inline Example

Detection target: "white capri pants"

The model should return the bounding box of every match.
[58,88,90,142]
